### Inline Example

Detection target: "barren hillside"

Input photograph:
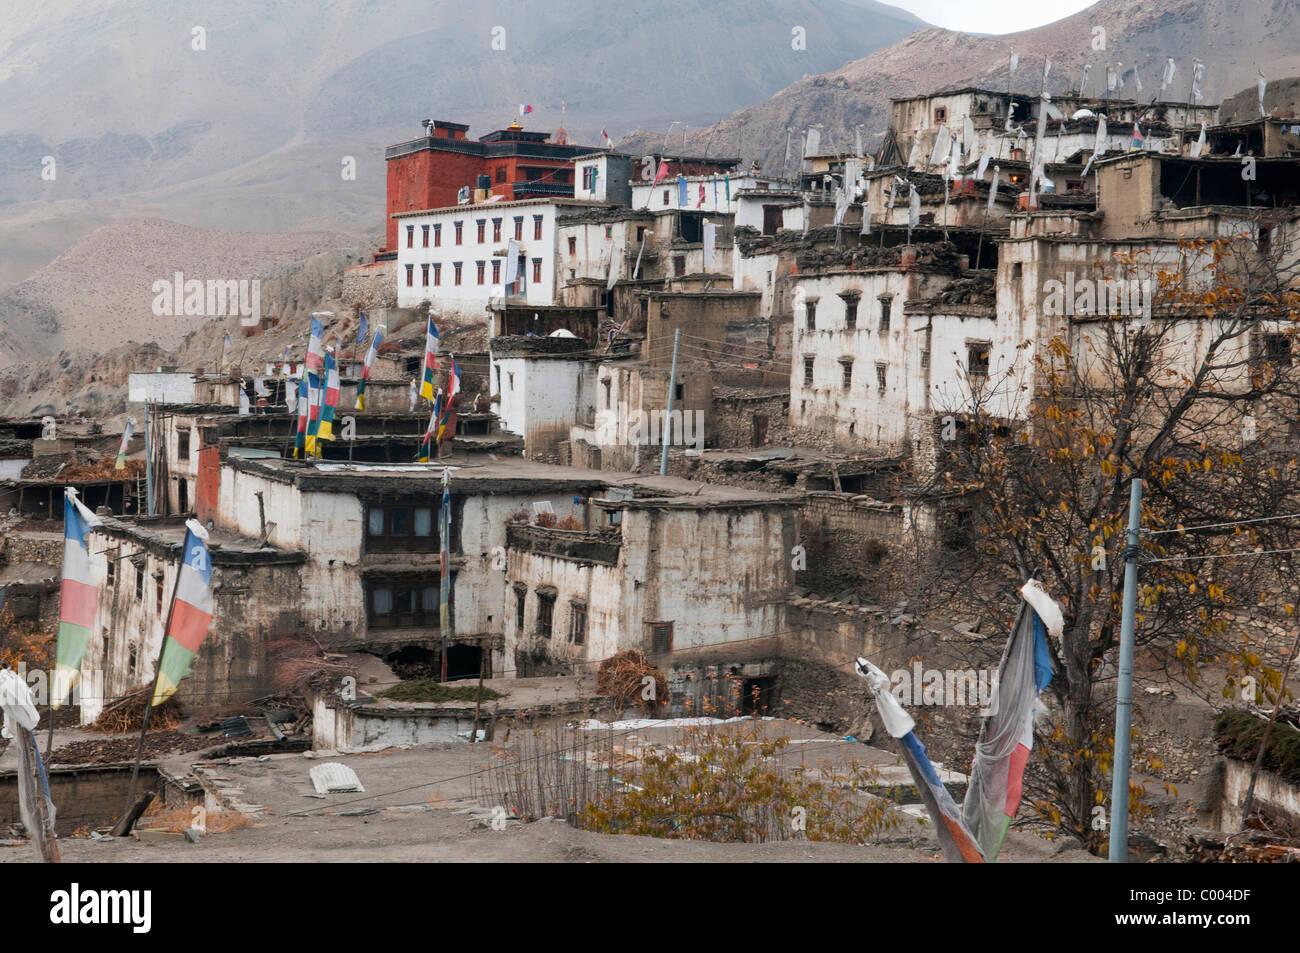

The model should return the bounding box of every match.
[620,0,1300,171]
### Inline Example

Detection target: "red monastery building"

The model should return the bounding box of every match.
[382,119,599,253]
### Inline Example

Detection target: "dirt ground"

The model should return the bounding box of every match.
[1,723,1101,863]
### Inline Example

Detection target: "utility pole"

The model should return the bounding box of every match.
[660,329,680,476]
[1108,477,1143,862]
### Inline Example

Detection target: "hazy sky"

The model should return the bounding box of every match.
[890,0,1098,34]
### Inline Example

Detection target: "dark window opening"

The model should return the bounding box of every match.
[968,342,991,378]
[803,356,814,386]
[514,585,527,629]
[537,592,555,638]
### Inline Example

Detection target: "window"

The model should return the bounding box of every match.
[366,581,446,629]
[155,576,164,615]
[454,221,463,245]
[537,592,555,638]
[603,378,611,408]
[453,262,463,286]
[636,225,647,242]
[803,356,814,386]
[106,559,115,586]
[421,264,430,286]
[514,585,527,629]
[532,258,542,283]
[878,296,892,331]
[128,642,137,675]
[492,260,501,283]
[476,219,486,243]
[1260,226,1272,251]
[805,300,817,330]
[841,359,853,389]
[177,429,190,459]
[673,255,685,277]
[533,215,543,240]
[650,622,673,654]
[568,236,577,255]
[1262,332,1292,365]
[492,218,502,242]
[844,298,858,330]
[134,564,144,600]
[406,225,414,248]
[605,225,612,239]
[365,503,438,551]
[876,362,888,393]
[934,106,947,125]
[968,342,991,379]
[421,224,430,247]
[513,216,524,240]
[583,166,597,191]
[476,261,486,285]
[432,263,441,286]
[569,602,587,645]
[433,224,442,247]
[405,264,414,287]
[495,167,506,184]
[663,189,670,206]
[674,383,683,401]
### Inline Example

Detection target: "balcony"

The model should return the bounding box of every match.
[506,522,622,567]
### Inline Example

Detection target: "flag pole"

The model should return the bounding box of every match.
[439,466,451,683]
[119,553,184,830]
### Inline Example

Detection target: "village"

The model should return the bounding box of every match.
[2,70,1299,867]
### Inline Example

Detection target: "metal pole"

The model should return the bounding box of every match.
[1108,477,1143,862]
[144,400,154,517]
[660,329,680,476]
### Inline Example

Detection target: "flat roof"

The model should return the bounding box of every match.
[393,198,615,219]
[226,454,800,508]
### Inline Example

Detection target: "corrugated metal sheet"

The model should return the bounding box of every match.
[310,762,365,794]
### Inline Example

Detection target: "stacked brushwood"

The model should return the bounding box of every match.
[271,638,357,694]
[89,686,181,734]
[596,650,668,714]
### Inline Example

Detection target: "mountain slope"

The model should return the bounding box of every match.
[619,0,1300,172]
[0,0,926,278]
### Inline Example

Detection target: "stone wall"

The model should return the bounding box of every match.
[0,764,161,836]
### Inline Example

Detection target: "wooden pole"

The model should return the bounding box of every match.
[119,556,183,830]
[27,729,60,862]
[470,648,486,744]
